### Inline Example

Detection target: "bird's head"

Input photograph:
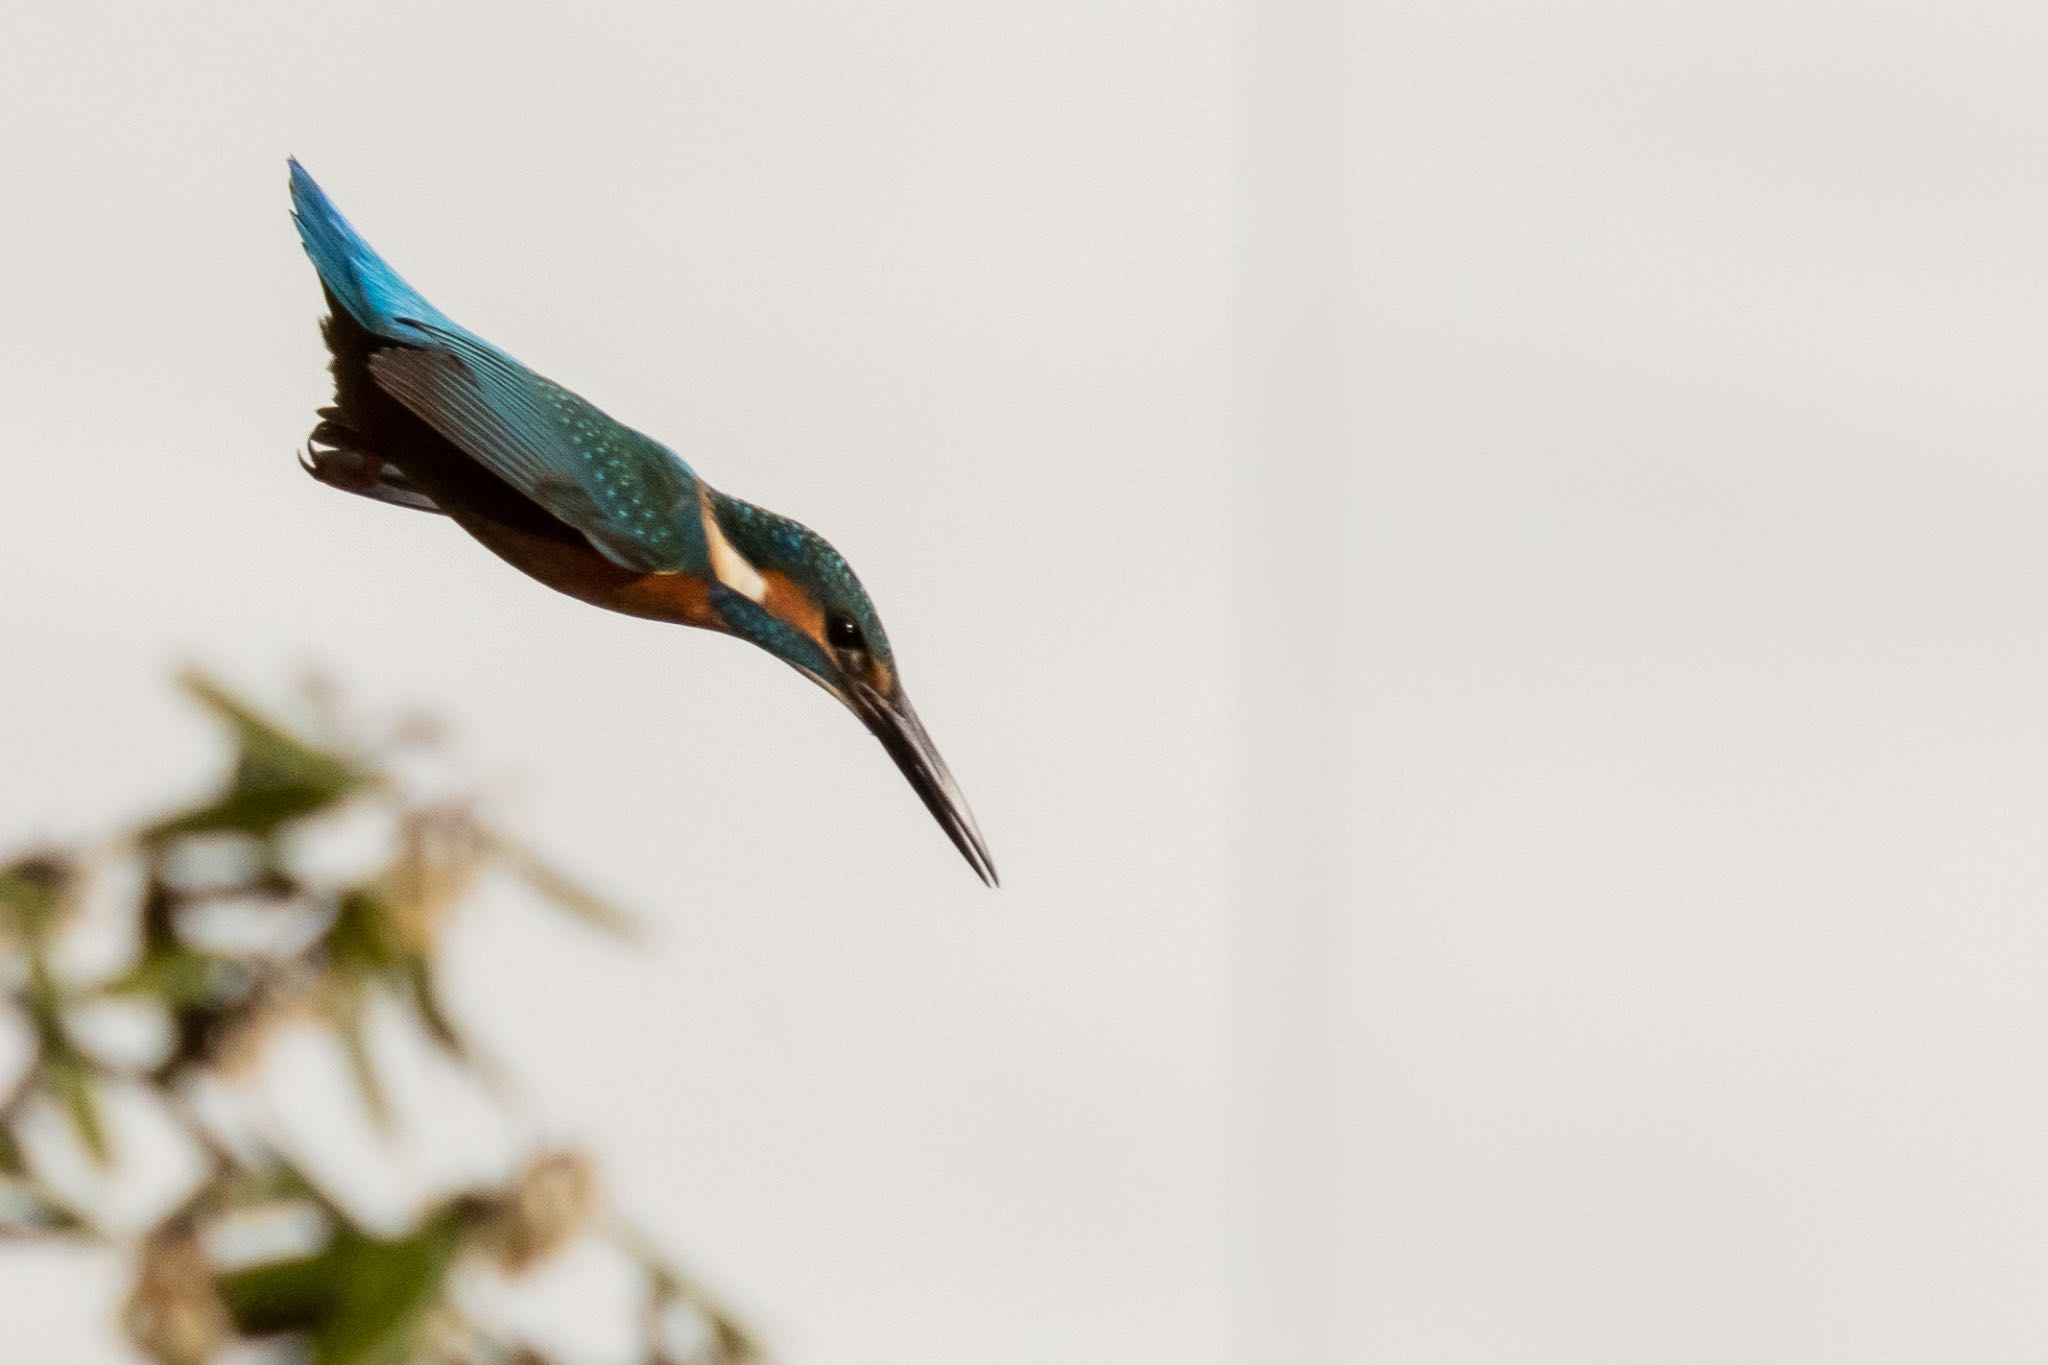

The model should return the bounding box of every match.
[700,493,997,887]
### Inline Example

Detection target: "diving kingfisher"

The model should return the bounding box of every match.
[287,160,996,886]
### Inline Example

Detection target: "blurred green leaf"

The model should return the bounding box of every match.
[0,853,74,946]
[402,959,472,1066]
[310,1216,464,1365]
[101,949,252,1009]
[219,1213,467,1365]
[137,870,177,950]
[103,947,264,1081]
[0,1176,89,1237]
[217,1246,337,1337]
[146,672,370,841]
[480,829,641,941]
[333,996,394,1135]
[710,1315,760,1365]
[210,1157,349,1232]
[647,1286,762,1365]
[621,1226,762,1364]
[20,957,67,1046]
[327,892,401,975]
[19,957,114,1168]
[45,1055,110,1166]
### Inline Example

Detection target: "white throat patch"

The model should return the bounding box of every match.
[699,491,769,603]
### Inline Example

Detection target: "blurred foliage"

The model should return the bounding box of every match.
[0,671,758,1365]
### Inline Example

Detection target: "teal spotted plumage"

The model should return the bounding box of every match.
[288,160,994,886]
[366,333,711,573]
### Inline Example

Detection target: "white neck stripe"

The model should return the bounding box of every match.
[700,492,769,603]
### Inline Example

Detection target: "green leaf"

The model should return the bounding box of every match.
[217,1157,349,1225]
[311,1215,466,1365]
[620,1225,763,1364]
[334,999,394,1136]
[20,959,68,1050]
[44,1056,110,1166]
[138,870,178,951]
[145,671,371,841]
[713,1315,762,1363]
[0,1176,89,1237]
[480,829,641,941]
[100,949,251,1008]
[0,853,74,945]
[401,959,470,1064]
[218,1247,341,1337]
[327,892,401,974]
[220,1211,467,1362]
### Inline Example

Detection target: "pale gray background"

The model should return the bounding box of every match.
[3,1,2046,1363]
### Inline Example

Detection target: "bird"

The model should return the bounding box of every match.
[286,159,996,887]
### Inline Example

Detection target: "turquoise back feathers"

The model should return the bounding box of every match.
[291,158,707,576]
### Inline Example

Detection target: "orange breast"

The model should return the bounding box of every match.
[457,513,722,631]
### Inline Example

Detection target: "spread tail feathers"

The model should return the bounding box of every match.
[288,159,451,341]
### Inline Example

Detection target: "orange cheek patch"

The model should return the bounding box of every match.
[760,570,827,648]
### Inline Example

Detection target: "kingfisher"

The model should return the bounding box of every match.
[287,160,996,886]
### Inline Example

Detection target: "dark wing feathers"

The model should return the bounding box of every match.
[366,347,574,513]
[367,335,702,575]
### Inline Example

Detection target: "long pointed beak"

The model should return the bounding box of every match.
[850,681,999,887]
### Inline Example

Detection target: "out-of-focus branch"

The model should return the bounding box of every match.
[1,673,758,1365]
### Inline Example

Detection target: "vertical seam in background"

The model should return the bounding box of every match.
[1228,0,1348,1360]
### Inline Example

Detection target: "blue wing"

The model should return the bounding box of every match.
[368,337,707,573]
[290,160,707,575]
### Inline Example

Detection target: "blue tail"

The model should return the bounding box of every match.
[288,159,451,340]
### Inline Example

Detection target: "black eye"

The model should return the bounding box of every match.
[827,612,866,652]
